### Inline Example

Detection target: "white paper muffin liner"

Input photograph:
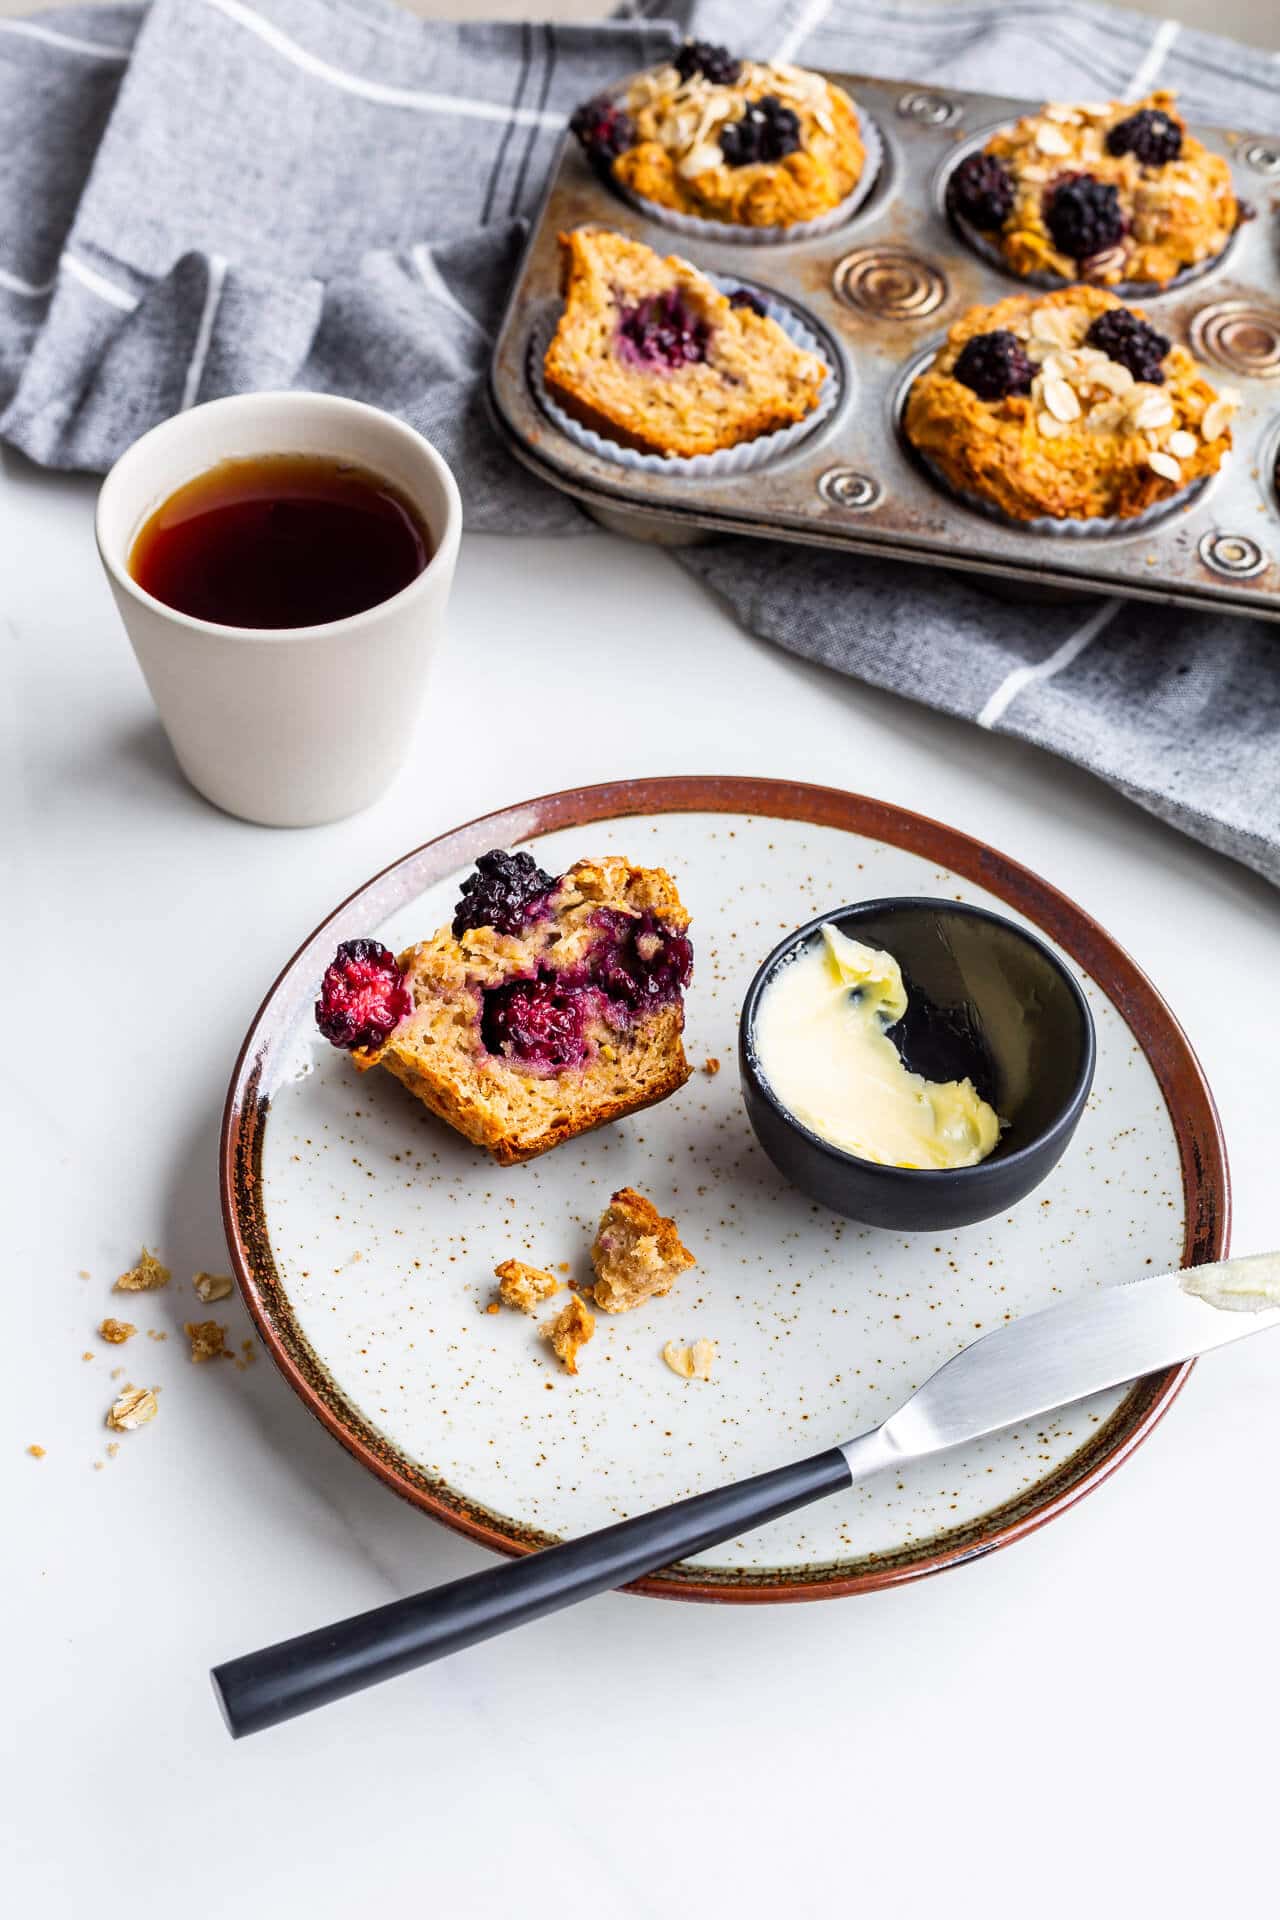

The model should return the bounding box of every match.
[949,207,1233,300]
[912,445,1213,536]
[530,274,840,477]
[617,106,883,246]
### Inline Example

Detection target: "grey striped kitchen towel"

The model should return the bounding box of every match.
[2,0,1278,882]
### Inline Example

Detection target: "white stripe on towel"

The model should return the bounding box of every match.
[1124,18,1180,100]
[204,0,564,128]
[773,0,834,67]
[977,599,1120,730]
[60,251,140,312]
[180,253,228,410]
[0,18,129,62]
[0,264,56,298]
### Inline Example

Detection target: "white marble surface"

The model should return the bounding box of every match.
[6,440,1280,1917]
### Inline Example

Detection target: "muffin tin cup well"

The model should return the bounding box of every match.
[617,107,885,248]
[489,69,1280,623]
[529,274,842,478]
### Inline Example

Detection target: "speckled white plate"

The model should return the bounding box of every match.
[222,778,1228,1601]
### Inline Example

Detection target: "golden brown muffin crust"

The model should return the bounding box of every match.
[615,59,866,228]
[965,92,1237,288]
[904,284,1236,522]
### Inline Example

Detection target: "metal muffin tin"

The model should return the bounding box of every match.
[488,72,1280,619]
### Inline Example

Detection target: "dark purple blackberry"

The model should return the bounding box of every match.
[616,291,710,370]
[673,39,741,86]
[728,286,767,317]
[952,330,1035,401]
[315,940,411,1052]
[948,152,1016,231]
[719,96,802,167]
[569,96,637,174]
[481,976,601,1071]
[452,849,556,939]
[588,911,694,1013]
[1107,108,1182,167]
[1044,174,1125,260]
[1084,306,1170,384]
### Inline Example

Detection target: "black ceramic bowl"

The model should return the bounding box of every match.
[738,898,1096,1232]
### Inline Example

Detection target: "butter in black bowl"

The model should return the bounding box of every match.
[738,898,1096,1232]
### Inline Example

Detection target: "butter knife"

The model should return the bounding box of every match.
[213,1251,1280,1738]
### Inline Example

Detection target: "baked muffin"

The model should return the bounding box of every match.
[570,39,866,230]
[947,93,1237,289]
[542,226,827,459]
[315,851,693,1165]
[903,285,1238,523]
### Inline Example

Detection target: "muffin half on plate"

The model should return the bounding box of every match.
[315,850,694,1164]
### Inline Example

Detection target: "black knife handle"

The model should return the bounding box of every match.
[212,1445,852,1738]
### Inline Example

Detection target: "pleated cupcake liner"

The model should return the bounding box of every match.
[948,208,1232,300]
[912,444,1214,536]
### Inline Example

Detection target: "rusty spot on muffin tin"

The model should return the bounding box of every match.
[489,71,1280,621]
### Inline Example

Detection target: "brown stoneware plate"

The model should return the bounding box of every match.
[220,776,1228,1601]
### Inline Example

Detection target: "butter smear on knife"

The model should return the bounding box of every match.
[1181,1253,1280,1313]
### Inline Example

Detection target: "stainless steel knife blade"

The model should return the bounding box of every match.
[843,1251,1280,1475]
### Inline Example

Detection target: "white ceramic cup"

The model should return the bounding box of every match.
[96,392,462,828]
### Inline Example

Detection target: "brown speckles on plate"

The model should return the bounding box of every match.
[221,778,1226,1603]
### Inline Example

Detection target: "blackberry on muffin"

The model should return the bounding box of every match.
[542,227,827,460]
[570,46,866,230]
[315,850,695,1165]
[947,91,1237,287]
[904,285,1237,523]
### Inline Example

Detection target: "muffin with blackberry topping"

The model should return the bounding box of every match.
[947,92,1237,288]
[904,285,1238,523]
[542,227,827,459]
[571,39,867,230]
[315,851,694,1165]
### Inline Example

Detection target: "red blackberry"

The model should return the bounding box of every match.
[452,849,556,939]
[952,330,1035,401]
[948,152,1016,231]
[719,96,802,167]
[569,96,637,175]
[1083,306,1170,384]
[727,286,767,317]
[1107,108,1182,166]
[1044,174,1125,260]
[673,40,741,86]
[616,291,710,370]
[315,940,411,1052]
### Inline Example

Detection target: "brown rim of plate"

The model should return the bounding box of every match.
[219,775,1230,1604]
